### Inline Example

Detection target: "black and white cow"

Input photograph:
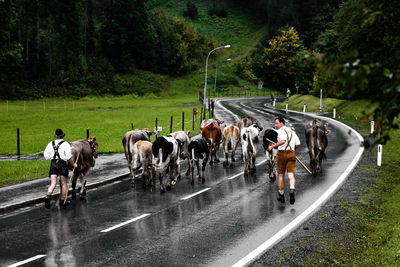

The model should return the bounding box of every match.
[170,131,191,177]
[152,136,181,192]
[305,120,330,175]
[241,124,261,176]
[262,128,278,182]
[188,134,209,184]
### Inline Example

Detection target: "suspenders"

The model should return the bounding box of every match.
[52,140,64,160]
[283,129,293,151]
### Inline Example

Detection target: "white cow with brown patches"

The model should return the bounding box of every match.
[222,124,240,167]
[132,140,154,191]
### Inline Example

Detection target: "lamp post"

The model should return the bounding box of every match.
[203,44,231,117]
[214,58,231,98]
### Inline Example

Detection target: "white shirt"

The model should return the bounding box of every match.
[277,126,300,151]
[44,139,73,161]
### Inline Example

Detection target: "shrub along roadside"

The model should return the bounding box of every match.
[276,94,400,265]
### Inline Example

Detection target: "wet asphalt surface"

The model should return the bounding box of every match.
[0,97,362,267]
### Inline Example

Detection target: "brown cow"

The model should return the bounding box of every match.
[200,119,224,130]
[69,137,98,200]
[305,120,330,175]
[222,124,240,167]
[201,122,222,164]
[122,129,155,178]
[131,140,154,191]
[238,116,263,133]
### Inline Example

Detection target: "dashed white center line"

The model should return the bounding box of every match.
[180,188,211,200]
[7,254,46,267]
[101,213,151,233]
[228,159,267,180]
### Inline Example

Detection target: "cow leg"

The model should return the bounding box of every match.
[231,142,237,166]
[243,151,249,176]
[214,144,220,163]
[141,161,148,189]
[132,155,139,188]
[79,169,89,200]
[223,150,229,167]
[185,158,191,176]
[159,172,165,193]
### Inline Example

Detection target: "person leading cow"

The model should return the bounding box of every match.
[267,117,300,204]
[43,128,77,209]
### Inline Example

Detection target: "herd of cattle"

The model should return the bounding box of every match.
[67,116,330,198]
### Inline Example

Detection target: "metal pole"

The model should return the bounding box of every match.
[203,45,231,114]
[320,89,323,112]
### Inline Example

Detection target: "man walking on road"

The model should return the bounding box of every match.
[268,117,300,204]
[43,128,77,209]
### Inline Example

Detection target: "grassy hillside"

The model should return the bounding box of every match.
[147,0,269,95]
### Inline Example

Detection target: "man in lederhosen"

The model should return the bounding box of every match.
[43,128,77,209]
[268,117,300,204]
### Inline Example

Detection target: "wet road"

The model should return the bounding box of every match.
[0,98,362,267]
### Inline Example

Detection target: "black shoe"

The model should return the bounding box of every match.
[289,189,295,204]
[59,198,70,208]
[277,193,285,203]
[44,197,51,209]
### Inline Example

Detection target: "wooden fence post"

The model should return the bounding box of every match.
[170,116,173,133]
[86,128,89,139]
[17,128,20,160]
[156,118,158,137]
[182,112,184,131]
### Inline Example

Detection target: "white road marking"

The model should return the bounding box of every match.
[7,254,46,267]
[101,213,151,233]
[228,159,267,180]
[232,102,365,267]
[180,188,211,200]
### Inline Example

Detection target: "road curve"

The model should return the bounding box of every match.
[0,97,364,267]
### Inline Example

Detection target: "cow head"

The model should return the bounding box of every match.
[88,137,98,158]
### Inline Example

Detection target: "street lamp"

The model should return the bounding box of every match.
[203,45,231,115]
[214,58,231,98]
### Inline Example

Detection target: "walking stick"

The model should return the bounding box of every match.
[64,152,80,205]
[265,138,313,175]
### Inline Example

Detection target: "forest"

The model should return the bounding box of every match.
[1,0,399,143]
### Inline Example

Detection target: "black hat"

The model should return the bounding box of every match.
[55,128,65,139]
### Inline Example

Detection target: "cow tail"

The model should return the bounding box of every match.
[158,148,163,165]
[127,135,132,162]
[247,130,253,151]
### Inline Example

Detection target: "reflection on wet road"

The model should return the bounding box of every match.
[0,98,363,267]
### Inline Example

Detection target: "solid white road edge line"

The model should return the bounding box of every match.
[101,213,151,233]
[7,254,47,267]
[232,105,365,267]
[180,188,211,200]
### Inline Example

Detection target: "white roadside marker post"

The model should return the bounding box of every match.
[333,107,336,119]
[371,120,374,134]
[377,144,382,166]
[303,104,307,113]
